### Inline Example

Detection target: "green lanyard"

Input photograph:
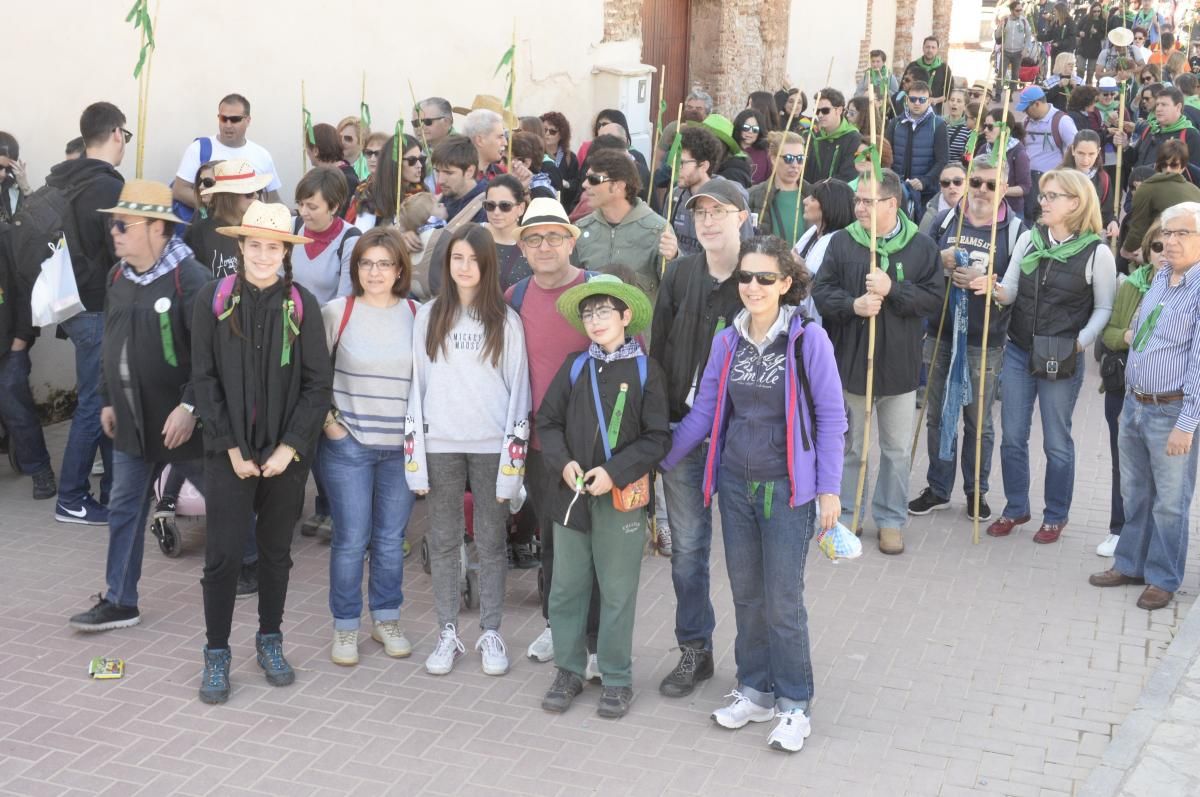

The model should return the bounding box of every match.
[588,359,627,457]
[281,297,300,367]
[159,311,177,366]
[1132,302,1164,352]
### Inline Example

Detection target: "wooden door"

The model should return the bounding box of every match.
[641,0,691,131]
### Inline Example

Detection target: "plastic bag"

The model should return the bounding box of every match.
[816,522,862,562]
[29,236,84,327]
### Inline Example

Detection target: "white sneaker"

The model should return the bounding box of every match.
[1096,533,1119,557]
[476,630,509,676]
[711,690,776,729]
[527,627,554,662]
[425,624,465,675]
[585,652,601,683]
[331,629,359,666]
[767,709,812,752]
[372,620,413,658]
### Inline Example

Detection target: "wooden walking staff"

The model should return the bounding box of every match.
[301,80,311,178]
[659,103,684,276]
[647,63,667,203]
[971,86,1013,545]
[1111,82,1128,253]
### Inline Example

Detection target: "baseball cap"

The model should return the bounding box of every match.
[1015,85,1046,112]
[683,176,749,211]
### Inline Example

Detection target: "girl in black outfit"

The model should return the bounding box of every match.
[190,201,332,704]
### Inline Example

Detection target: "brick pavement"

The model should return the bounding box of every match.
[2,369,1198,796]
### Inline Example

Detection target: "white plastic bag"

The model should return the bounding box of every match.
[30,236,84,327]
[816,522,863,562]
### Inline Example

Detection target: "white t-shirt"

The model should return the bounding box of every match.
[174,137,283,192]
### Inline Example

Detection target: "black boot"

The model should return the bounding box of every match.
[658,641,714,697]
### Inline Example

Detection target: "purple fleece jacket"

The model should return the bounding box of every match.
[660,312,846,507]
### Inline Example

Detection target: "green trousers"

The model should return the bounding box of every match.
[549,497,646,686]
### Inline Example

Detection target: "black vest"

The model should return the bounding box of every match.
[1009,230,1099,351]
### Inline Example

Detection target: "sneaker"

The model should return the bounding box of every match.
[1096,533,1120,558]
[908,488,949,515]
[965,493,992,521]
[656,523,673,557]
[91,457,105,477]
[255,632,295,686]
[767,709,812,752]
[372,621,413,658]
[585,652,601,684]
[235,562,258,599]
[199,646,231,704]
[476,630,509,676]
[68,594,140,632]
[425,624,465,675]
[711,690,776,729]
[659,643,714,697]
[299,512,326,538]
[597,685,634,718]
[316,515,334,542]
[510,542,539,569]
[331,629,359,666]
[527,626,554,662]
[153,495,177,520]
[55,495,108,526]
[32,469,57,501]
[541,668,585,713]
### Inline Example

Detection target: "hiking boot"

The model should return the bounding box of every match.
[32,468,57,501]
[255,632,295,686]
[372,620,412,658]
[527,626,554,662]
[964,493,992,522]
[659,642,714,698]
[510,542,539,569]
[597,686,634,718]
[153,495,177,520]
[1137,585,1173,611]
[199,647,231,704]
[316,515,334,542]
[299,512,326,538]
[1089,568,1145,588]
[475,630,509,676]
[986,514,1030,538]
[68,594,140,632]
[907,488,949,516]
[711,690,775,729]
[331,629,359,666]
[655,523,673,557]
[235,562,258,599]
[767,709,812,752]
[1033,522,1066,544]
[878,527,904,555]
[55,495,108,526]
[542,668,584,713]
[425,624,465,675]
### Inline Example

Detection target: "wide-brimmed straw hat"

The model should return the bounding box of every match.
[453,94,519,129]
[1108,27,1134,47]
[201,159,273,196]
[515,196,581,239]
[216,201,311,244]
[98,179,187,224]
[556,273,653,337]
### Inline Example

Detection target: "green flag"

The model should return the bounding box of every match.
[494,44,515,110]
[302,108,315,145]
[360,102,371,130]
[125,0,155,78]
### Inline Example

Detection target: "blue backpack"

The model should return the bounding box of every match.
[508,270,600,314]
[567,351,647,388]
[170,137,213,224]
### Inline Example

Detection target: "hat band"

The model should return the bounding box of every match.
[243,223,293,235]
[521,214,572,227]
[116,200,172,214]
[216,171,258,182]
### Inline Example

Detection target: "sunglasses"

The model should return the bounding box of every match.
[117,127,133,144]
[736,270,783,286]
[815,107,834,115]
[483,200,518,213]
[411,116,447,127]
[585,173,613,186]
[198,177,216,189]
[741,124,761,134]
[544,127,559,135]
[1151,241,1165,253]
[983,123,998,131]
[218,115,245,124]
[940,177,964,187]
[781,153,804,165]
[364,148,382,158]
[908,96,930,104]
[402,156,423,166]
[969,176,998,191]
[110,219,148,234]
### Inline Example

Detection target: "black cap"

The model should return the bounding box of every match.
[684,177,749,212]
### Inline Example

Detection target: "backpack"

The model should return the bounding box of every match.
[331,294,417,366]
[211,273,304,324]
[8,180,92,287]
[170,137,213,224]
[567,350,647,389]
[1048,109,1068,150]
[508,270,600,314]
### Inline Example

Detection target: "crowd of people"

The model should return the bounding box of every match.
[0,1,1198,755]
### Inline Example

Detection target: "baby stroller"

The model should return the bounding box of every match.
[150,464,204,557]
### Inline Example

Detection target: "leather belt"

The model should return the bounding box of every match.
[1132,390,1184,404]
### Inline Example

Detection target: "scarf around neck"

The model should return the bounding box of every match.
[845,213,919,278]
[304,216,345,260]
[1127,263,1154,293]
[121,236,193,286]
[814,118,858,142]
[918,56,944,74]
[1149,116,1195,135]
[1019,226,1103,274]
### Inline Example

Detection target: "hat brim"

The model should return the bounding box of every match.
[98,205,187,225]
[215,225,311,244]
[515,218,581,239]
[685,121,742,155]
[1108,27,1134,47]
[202,174,273,196]
[556,278,653,337]
[454,104,520,129]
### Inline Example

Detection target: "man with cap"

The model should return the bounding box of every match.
[1114,86,1200,174]
[649,174,749,698]
[1017,85,1078,219]
[67,180,211,632]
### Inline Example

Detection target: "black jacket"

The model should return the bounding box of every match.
[812,226,944,395]
[185,215,240,278]
[649,253,744,422]
[0,223,35,354]
[191,278,332,464]
[43,157,124,312]
[535,351,671,533]
[100,258,210,462]
[804,128,862,184]
[716,154,754,189]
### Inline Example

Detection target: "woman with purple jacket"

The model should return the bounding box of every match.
[660,235,846,754]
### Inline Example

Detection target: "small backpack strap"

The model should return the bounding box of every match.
[568,351,591,385]
[509,276,531,313]
[332,295,355,359]
[407,298,418,315]
[212,274,238,320]
[289,284,304,324]
[636,354,647,389]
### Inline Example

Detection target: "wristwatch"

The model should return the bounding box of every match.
[180,402,195,415]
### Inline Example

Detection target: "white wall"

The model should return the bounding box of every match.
[785,0,869,97]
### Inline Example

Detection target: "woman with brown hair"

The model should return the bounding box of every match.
[405,223,531,679]
[187,159,272,278]
[307,123,359,212]
[541,111,581,209]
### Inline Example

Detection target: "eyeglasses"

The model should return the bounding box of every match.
[940,177,964,187]
[1164,161,1185,170]
[693,207,734,221]
[585,173,613,186]
[1160,228,1200,239]
[678,159,697,167]
[358,259,398,272]
[1039,190,1077,203]
[982,123,997,131]
[402,156,423,166]
[815,107,834,115]
[483,200,518,213]
[198,177,216,189]
[544,127,559,135]
[1151,241,1166,253]
[580,305,618,323]
[741,124,761,134]
[969,176,998,191]
[412,116,447,127]
[853,196,891,206]
[117,127,133,144]
[364,148,382,158]
[110,219,148,234]
[522,232,567,248]
[218,115,245,124]
[736,271,783,286]
[908,96,930,104]
[781,153,804,165]
[1099,92,1117,98]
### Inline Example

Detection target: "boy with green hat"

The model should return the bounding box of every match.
[535,274,671,718]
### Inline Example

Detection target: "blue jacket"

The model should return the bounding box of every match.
[887,111,949,203]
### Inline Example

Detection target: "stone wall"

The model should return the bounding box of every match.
[687,0,791,116]
[604,0,642,42]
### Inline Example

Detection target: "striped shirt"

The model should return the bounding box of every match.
[1125,264,1200,433]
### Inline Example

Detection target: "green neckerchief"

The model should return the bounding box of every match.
[845,213,919,279]
[868,68,890,97]
[1019,227,1104,275]
[1148,116,1195,135]
[1127,264,1154,293]
[918,56,944,73]
[813,118,858,142]
[945,114,966,128]
[1095,99,1119,115]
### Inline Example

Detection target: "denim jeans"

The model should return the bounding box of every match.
[923,340,1002,499]
[105,450,204,608]
[661,440,715,650]
[998,344,1085,524]
[717,465,816,712]
[58,312,112,504]
[1105,389,1126,534]
[320,433,416,630]
[1114,397,1199,593]
[0,349,51,475]
[840,389,915,530]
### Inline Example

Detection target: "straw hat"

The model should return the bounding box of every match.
[201,159,273,196]
[216,201,312,244]
[515,196,580,239]
[556,273,653,337]
[1108,27,1134,48]
[98,179,186,224]
[453,94,519,129]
